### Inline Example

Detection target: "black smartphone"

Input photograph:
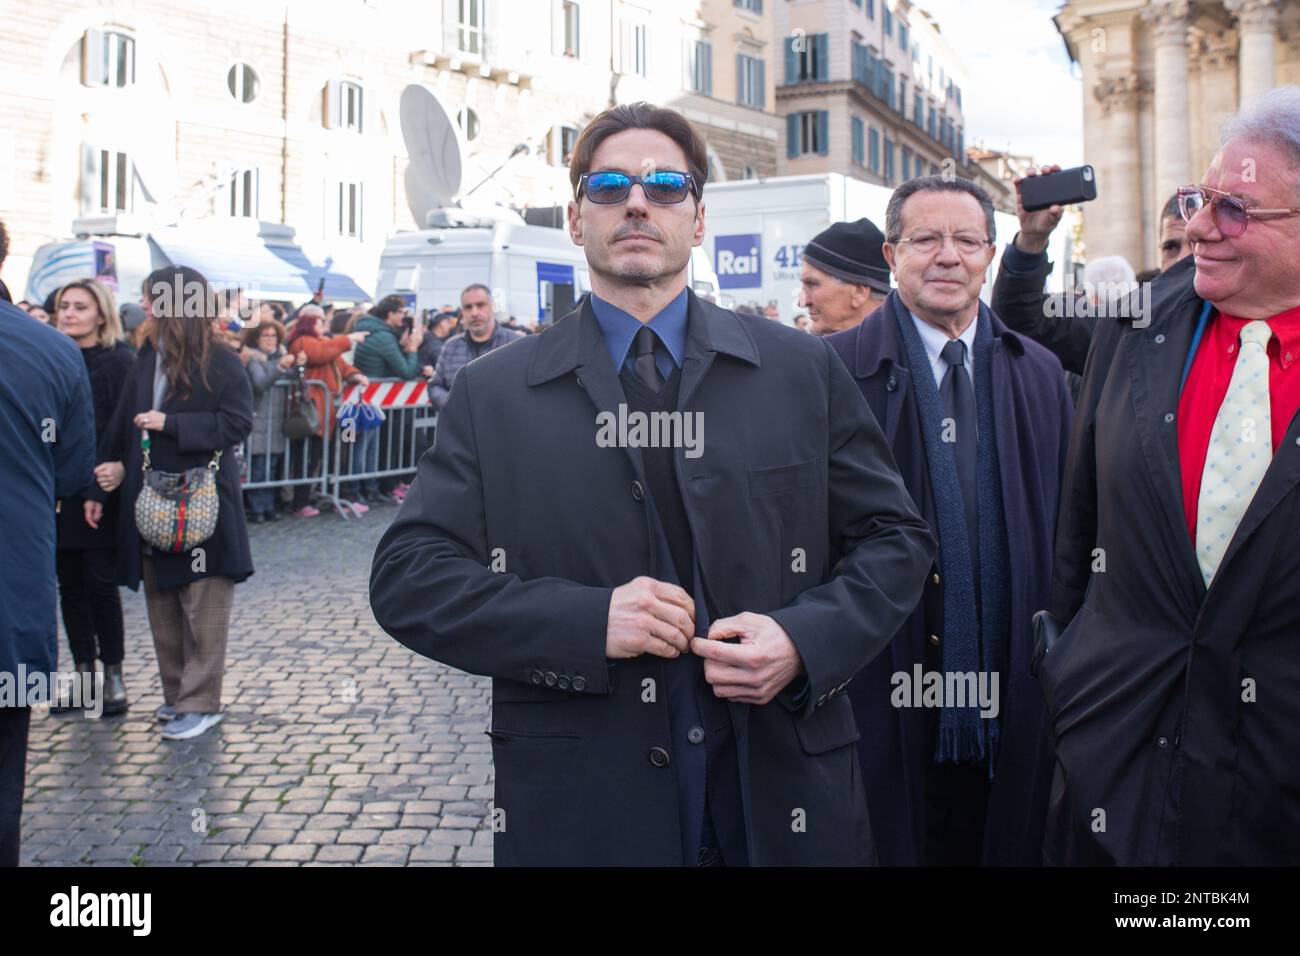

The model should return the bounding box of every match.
[1019,165,1097,211]
[402,313,414,334]
[316,276,326,295]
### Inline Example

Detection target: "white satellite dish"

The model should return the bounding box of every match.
[400,84,464,221]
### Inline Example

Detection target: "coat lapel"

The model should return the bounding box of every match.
[1214,399,1300,583]
[1128,284,1207,596]
[851,306,911,448]
[529,298,647,483]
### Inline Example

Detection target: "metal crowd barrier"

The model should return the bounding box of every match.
[236,376,438,519]
[322,377,438,519]
[238,378,332,506]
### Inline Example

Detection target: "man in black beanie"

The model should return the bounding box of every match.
[799,217,891,335]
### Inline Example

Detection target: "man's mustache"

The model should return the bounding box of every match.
[613,223,664,242]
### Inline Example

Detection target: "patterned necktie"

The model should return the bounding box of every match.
[634,325,664,390]
[1195,319,1274,587]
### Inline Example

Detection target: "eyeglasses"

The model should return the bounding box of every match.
[577,170,700,205]
[893,232,993,256]
[1177,184,1300,238]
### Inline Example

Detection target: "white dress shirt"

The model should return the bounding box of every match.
[909,310,979,389]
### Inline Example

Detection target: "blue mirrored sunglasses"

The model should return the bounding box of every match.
[578,170,699,205]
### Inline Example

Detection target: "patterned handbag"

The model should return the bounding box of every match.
[134,431,222,553]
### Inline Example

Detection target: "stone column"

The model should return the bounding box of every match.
[1198,32,1240,172]
[1226,0,1280,106]
[1144,1,1194,225]
[1091,74,1146,268]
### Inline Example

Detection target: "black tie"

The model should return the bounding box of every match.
[940,338,979,590]
[634,326,664,390]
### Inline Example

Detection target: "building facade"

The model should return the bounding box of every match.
[773,0,974,190]
[1056,0,1300,271]
[0,0,783,296]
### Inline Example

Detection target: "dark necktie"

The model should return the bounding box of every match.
[634,325,664,390]
[940,338,979,591]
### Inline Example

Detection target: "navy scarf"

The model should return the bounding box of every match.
[891,292,1008,773]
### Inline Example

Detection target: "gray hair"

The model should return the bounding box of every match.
[884,175,997,245]
[1221,84,1300,178]
[1083,255,1136,288]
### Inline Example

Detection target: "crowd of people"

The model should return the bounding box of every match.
[4,84,1300,869]
[0,243,540,864]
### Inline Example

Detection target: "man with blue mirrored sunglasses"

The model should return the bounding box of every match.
[371,101,934,868]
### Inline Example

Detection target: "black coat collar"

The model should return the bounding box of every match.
[526,287,760,388]
[847,295,1025,380]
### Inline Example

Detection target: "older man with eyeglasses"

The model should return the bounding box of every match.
[823,174,1072,866]
[1044,85,1300,866]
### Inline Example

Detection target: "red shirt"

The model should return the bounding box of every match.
[1178,304,1300,538]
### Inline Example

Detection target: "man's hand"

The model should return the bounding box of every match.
[421,365,434,378]
[84,500,103,529]
[606,576,695,659]
[95,461,125,493]
[691,612,804,706]
[1013,163,1065,255]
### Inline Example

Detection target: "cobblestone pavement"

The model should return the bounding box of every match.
[21,497,494,866]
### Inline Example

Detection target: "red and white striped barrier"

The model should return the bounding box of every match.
[341,380,430,407]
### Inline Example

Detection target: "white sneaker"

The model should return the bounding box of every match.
[161,712,223,740]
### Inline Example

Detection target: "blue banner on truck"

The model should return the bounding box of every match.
[714,234,762,289]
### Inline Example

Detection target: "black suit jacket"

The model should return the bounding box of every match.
[370,289,935,865]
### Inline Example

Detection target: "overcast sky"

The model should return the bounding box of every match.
[920,0,1085,168]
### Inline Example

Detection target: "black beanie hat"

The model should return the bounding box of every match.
[802,217,891,293]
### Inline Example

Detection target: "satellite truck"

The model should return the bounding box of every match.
[376,85,718,326]
[702,173,1069,323]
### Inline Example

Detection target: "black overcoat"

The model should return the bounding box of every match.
[371,290,936,866]
[1045,255,1300,865]
[827,299,1072,865]
[95,341,254,590]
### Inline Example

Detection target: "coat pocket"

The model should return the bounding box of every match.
[793,694,861,754]
[749,457,820,497]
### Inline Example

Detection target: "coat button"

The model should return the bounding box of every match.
[649,746,671,767]
[529,669,543,685]
[557,675,570,690]
[1164,412,1175,424]
[631,481,644,501]
[572,675,587,691]
[1154,333,1165,344]
[929,633,941,646]
[1157,736,1169,749]
[886,376,898,392]
[687,726,705,745]
[544,671,557,687]
[931,572,941,585]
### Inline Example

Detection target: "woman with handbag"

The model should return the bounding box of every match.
[54,279,135,716]
[283,305,368,517]
[239,318,301,522]
[92,266,254,741]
